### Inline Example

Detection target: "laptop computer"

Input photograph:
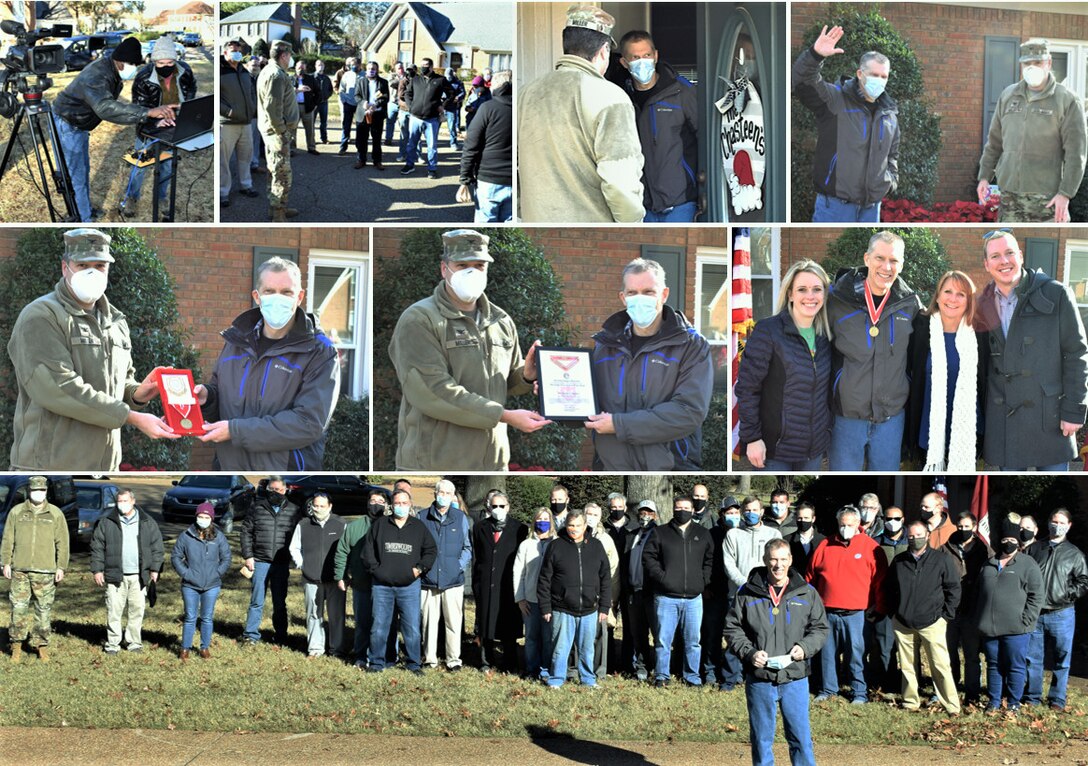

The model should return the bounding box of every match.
[143,94,213,151]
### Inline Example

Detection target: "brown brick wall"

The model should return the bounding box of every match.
[791,3,1088,204]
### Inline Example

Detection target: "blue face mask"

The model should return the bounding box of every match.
[721,514,741,529]
[743,511,761,527]
[861,72,887,100]
[434,495,451,508]
[534,520,551,535]
[628,58,655,85]
[625,294,659,328]
[259,294,296,329]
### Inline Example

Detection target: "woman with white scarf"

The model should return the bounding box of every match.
[906,270,988,472]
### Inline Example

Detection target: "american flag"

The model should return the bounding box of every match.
[932,476,948,511]
[730,228,754,458]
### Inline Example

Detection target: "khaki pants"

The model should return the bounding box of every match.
[893,616,961,714]
[420,585,463,668]
[219,122,254,199]
[105,574,146,651]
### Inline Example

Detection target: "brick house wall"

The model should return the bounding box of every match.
[791,2,1088,204]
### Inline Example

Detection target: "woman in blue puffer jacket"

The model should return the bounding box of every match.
[171,502,232,660]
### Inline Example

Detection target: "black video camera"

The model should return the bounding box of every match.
[1,20,72,75]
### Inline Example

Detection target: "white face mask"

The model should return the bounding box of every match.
[448,267,488,303]
[884,518,903,534]
[1023,64,1047,88]
[119,63,138,81]
[312,506,331,522]
[29,490,47,504]
[490,507,508,523]
[117,502,134,516]
[287,56,295,70]
[839,526,856,541]
[196,516,212,529]
[68,266,109,304]
[586,516,599,529]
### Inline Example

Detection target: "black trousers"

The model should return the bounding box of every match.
[355,116,385,165]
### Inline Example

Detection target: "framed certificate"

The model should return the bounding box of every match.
[153,368,205,435]
[536,347,599,422]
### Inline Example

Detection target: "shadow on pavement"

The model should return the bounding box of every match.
[525,724,659,766]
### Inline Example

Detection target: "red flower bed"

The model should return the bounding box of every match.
[882,198,998,223]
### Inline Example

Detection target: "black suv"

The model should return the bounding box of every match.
[256,475,387,515]
[0,475,79,541]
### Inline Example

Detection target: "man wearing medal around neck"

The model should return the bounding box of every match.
[724,538,829,765]
[826,230,922,471]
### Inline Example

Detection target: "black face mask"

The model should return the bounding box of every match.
[155,64,175,79]
[550,501,567,515]
[368,503,386,518]
[1000,540,1020,556]
[421,65,433,76]
[796,519,814,534]
[950,530,973,546]
[692,499,708,513]
[609,509,626,522]
[267,491,285,506]
[673,510,693,525]
[1019,528,1035,543]
[920,509,935,522]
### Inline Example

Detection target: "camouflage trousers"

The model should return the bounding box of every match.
[9,571,56,646]
[999,192,1054,223]
[264,130,293,209]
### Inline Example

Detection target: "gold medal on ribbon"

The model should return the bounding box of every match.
[869,326,879,338]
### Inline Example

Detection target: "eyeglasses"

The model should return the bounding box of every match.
[983,228,1013,240]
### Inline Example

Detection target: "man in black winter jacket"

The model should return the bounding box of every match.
[457,71,512,222]
[537,508,611,687]
[240,476,301,645]
[642,495,713,687]
[402,57,455,177]
[89,489,163,654]
[619,30,698,222]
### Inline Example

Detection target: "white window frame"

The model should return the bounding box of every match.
[307,249,371,399]
[1063,238,1088,320]
[397,50,412,66]
[488,53,511,71]
[399,17,413,42]
[752,227,781,321]
[1048,39,1088,101]
[694,247,731,347]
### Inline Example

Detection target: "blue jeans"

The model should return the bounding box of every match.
[124,134,171,205]
[812,193,881,223]
[397,109,411,155]
[643,200,697,223]
[523,601,552,679]
[406,116,440,170]
[474,180,513,222]
[243,558,290,642]
[1024,606,1075,707]
[999,462,1069,472]
[746,675,817,766]
[250,120,262,169]
[445,107,460,147]
[654,594,703,684]
[368,580,421,671]
[340,100,357,151]
[763,455,824,472]
[983,632,1030,709]
[352,583,373,661]
[181,585,220,651]
[385,102,399,143]
[947,613,982,700]
[55,115,92,221]
[819,610,867,700]
[829,411,905,471]
[316,100,329,142]
[549,610,597,686]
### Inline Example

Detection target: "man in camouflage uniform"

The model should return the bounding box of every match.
[1,476,70,662]
[978,39,1087,223]
[258,40,300,222]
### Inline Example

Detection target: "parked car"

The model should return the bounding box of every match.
[61,35,106,71]
[161,475,255,530]
[181,32,202,46]
[73,481,120,545]
[0,475,79,542]
[256,475,387,515]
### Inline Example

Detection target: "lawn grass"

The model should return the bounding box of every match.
[0,48,214,223]
[1,533,1086,749]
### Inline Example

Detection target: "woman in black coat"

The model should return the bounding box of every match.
[734,259,833,470]
[471,494,527,672]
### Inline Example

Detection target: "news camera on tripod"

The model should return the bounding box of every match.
[52,34,177,222]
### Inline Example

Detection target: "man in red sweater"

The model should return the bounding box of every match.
[807,505,887,703]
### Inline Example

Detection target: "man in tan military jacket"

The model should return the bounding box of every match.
[258,40,301,222]
[7,229,176,471]
[388,230,548,470]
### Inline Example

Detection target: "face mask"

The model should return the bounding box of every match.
[861,72,886,99]
[884,518,903,534]
[920,509,935,523]
[860,509,875,523]
[625,294,659,328]
[639,516,653,528]
[68,267,108,304]
[1001,540,1020,556]
[287,56,295,69]
[267,491,285,506]
[628,58,655,85]
[722,514,741,529]
[316,66,324,74]
[393,505,410,518]
[908,537,927,552]
[534,520,551,535]
[353,64,361,73]
[839,526,856,541]
[796,519,814,534]
[609,509,626,522]
[1019,528,1035,543]
[743,511,761,527]
[367,503,386,517]
[421,65,432,76]
[117,502,134,515]
[312,507,331,522]
[434,495,451,509]
[29,490,47,504]
[259,293,296,329]
[229,50,243,62]
[367,69,377,79]
[196,517,212,529]
[119,63,138,80]
[771,503,788,519]
[551,501,567,515]
[155,64,175,79]
[448,267,488,303]
[692,499,707,513]
[950,530,972,546]
[491,508,508,524]
[1050,522,1070,539]
[673,510,693,526]
[1023,65,1046,88]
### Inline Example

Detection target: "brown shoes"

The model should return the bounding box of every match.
[199,649,211,660]
[37,646,49,663]
[354,161,365,169]
[180,649,190,661]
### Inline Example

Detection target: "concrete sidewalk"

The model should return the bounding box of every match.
[1,728,1082,765]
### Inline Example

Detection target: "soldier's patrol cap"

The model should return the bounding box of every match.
[63,228,114,263]
[441,229,492,263]
[28,476,48,490]
[1019,38,1051,62]
[721,495,741,511]
[565,3,616,44]
[635,499,658,514]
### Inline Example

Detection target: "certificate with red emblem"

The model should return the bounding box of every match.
[536,347,598,422]
[154,368,205,435]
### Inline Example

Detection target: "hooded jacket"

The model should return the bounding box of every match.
[363,514,437,587]
[239,497,302,563]
[537,532,611,618]
[419,504,472,590]
[641,519,712,598]
[519,55,644,222]
[459,82,512,187]
[590,305,713,471]
[735,309,833,464]
[171,525,231,592]
[975,268,1088,469]
[202,307,340,471]
[974,551,1043,637]
[219,60,257,126]
[978,74,1087,199]
[55,56,149,131]
[723,523,782,589]
[792,47,900,207]
[388,282,530,471]
[723,568,829,684]
[0,501,69,572]
[1035,539,1088,612]
[89,508,164,587]
[624,60,698,213]
[885,546,961,629]
[827,267,921,422]
[8,279,142,472]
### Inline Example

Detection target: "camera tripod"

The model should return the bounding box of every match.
[0,88,78,222]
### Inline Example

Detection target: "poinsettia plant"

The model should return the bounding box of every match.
[883,198,998,223]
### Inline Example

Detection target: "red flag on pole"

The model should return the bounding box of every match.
[971,475,990,551]
[730,228,754,459]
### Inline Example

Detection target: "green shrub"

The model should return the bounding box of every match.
[792,4,943,220]
[819,226,951,305]
[1071,175,1088,224]
[252,37,269,59]
[373,229,584,471]
[323,395,369,470]
[551,476,625,510]
[700,391,729,472]
[0,228,202,470]
[505,476,559,523]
